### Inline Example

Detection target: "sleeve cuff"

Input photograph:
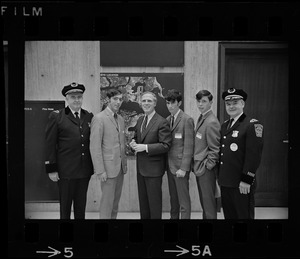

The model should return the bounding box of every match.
[94,172,105,175]
[241,171,255,185]
[45,162,58,174]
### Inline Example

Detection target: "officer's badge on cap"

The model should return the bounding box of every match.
[222,88,247,101]
[62,82,85,96]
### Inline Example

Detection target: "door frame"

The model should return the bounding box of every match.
[218,42,288,122]
[218,42,288,206]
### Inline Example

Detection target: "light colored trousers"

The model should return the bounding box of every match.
[100,169,124,219]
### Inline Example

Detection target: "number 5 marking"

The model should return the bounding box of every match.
[64,247,73,258]
[191,245,201,256]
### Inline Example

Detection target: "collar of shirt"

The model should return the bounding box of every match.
[69,107,81,118]
[145,110,156,126]
[201,108,212,117]
[106,106,116,117]
[172,109,181,122]
[231,112,243,126]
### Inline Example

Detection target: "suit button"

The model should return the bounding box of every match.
[221,153,223,156]
[81,135,84,137]
[82,153,84,156]
[222,144,225,147]
[82,144,84,146]
[220,162,223,165]
[223,136,226,139]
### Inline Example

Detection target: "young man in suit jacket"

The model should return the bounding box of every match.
[218,88,264,219]
[45,82,94,219]
[130,91,172,219]
[165,89,194,219]
[90,89,127,219]
[193,90,221,219]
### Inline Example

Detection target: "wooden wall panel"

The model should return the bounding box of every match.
[25,41,100,113]
[25,41,219,214]
[184,41,219,121]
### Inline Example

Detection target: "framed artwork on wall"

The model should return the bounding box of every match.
[100,73,184,155]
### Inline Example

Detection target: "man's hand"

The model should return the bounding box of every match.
[48,172,60,182]
[132,144,147,153]
[99,172,108,182]
[176,169,186,178]
[130,139,147,153]
[239,181,251,194]
[129,139,136,148]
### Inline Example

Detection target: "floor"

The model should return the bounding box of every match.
[25,207,288,220]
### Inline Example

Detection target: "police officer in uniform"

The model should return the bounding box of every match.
[218,88,264,219]
[45,82,94,219]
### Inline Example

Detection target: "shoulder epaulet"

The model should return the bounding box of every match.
[250,118,258,123]
[49,109,60,119]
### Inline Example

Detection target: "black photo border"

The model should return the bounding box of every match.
[5,1,299,258]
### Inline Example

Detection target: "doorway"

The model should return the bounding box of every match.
[219,42,288,206]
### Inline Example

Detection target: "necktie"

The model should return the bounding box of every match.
[197,114,203,125]
[74,111,80,124]
[114,113,119,130]
[142,115,148,133]
[227,118,234,129]
[170,115,174,128]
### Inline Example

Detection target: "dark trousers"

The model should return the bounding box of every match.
[221,181,256,219]
[195,168,217,219]
[167,170,191,219]
[137,173,162,219]
[58,177,90,219]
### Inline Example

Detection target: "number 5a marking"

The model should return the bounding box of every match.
[64,247,73,258]
[191,245,201,256]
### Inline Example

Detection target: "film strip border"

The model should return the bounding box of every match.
[5,1,299,258]
[1,2,298,40]
[11,220,292,258]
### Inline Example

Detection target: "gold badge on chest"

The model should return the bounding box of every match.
[232,130,239,137]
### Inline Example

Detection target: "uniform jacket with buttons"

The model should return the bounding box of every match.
[218,113,264,187]
[167,110,194,174]
[193,110,221,177]
[45,106,94,179]
[89,107,127,178]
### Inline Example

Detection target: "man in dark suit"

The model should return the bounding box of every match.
[165,89,194,219]
[218,88,264,219]
[193,90,221,219]
[130,91,172,219]
[90,89,127,219]
[45,82,94,219]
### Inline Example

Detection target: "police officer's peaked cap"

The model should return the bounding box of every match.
[62,82,85,96]
[222,88,247,101]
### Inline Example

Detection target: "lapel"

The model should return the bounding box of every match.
[79,109,85,126]
[104,107,119,131]
[141,112,158,142]
[65,106,80,125]
[196,110,212,132]
[136,116,144,142]
[224,113,246,135]
[171,110,183,132]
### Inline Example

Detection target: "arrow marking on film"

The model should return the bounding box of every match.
[164,245,189,257]
[36,246,61,257]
